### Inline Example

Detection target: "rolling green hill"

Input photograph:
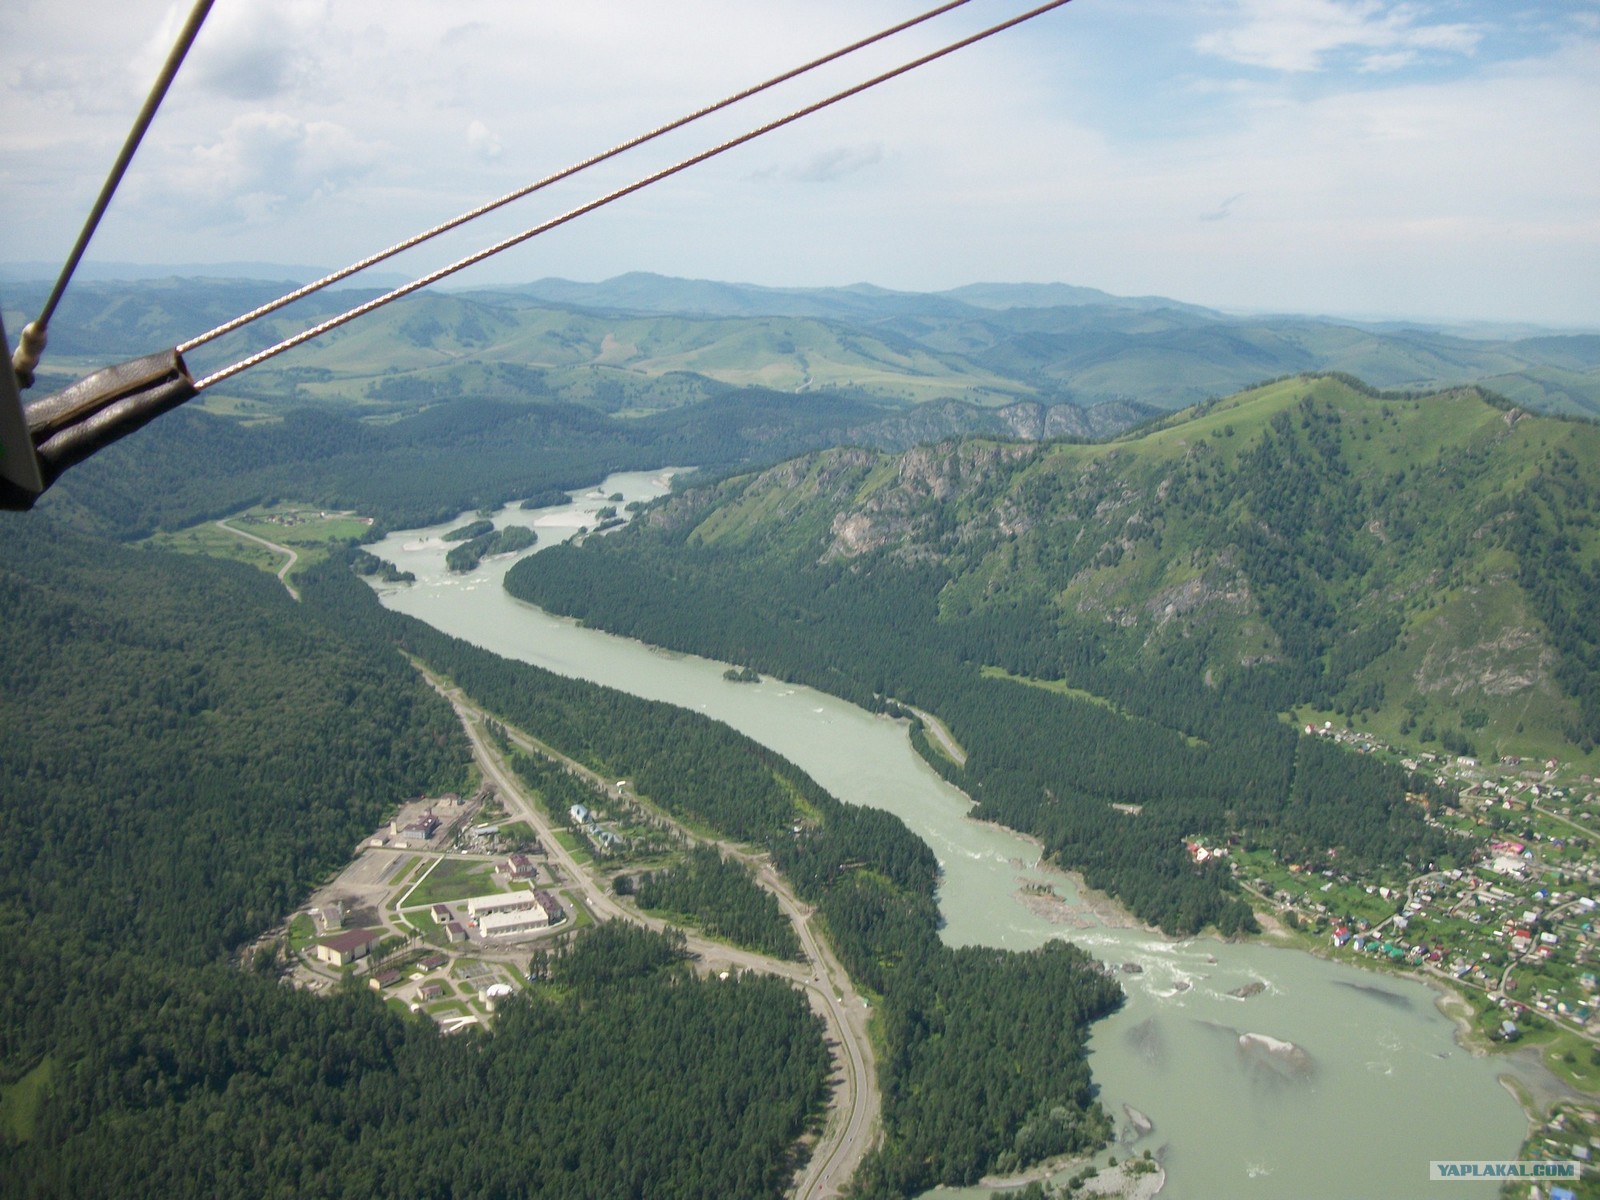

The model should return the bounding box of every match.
[508,374,1600,932]
[8,276,1598,426]
[603,375,1600,755]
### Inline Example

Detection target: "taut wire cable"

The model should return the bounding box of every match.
[178,0,980,354]
[195,0,1077,391]
[12,0,215,386]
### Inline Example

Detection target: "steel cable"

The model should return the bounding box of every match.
[12,0,215,385]
[178,0,980,354]
[196,0,1076,391]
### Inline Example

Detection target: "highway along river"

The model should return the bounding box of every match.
[368,469,1529,1199]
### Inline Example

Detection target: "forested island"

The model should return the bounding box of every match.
[442,518,495,542]
[444,523,537,573]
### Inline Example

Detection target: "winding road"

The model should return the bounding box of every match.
[901,702,967,767]
[215,518,300,600]
[422,668,882,1200]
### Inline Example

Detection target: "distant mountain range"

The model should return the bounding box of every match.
[485,273,1221,321]
[5,270,1598,422]
[0,261,410,288]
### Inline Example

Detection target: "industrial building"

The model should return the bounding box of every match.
[479,907,551,938]
[314,927,381,967]
[466,891,536,918]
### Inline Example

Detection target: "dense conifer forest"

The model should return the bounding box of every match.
[506,378,1600,934]
[634,843,803,960]
[0,523,830,1197]
[2,922,828,1199]
[308,558,1124,1193]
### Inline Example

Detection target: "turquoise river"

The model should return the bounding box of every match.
[367,469,1540,1199]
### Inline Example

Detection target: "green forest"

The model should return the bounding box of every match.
[634,843,802,960]
[307,557,1124,1193]
[4,921,829,1199]
[0,522,832,1197]
[506,377,1600,935]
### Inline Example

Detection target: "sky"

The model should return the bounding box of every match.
[1,0,1598,326]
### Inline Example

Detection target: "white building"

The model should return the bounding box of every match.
[479,907,550,937]
[467,891,536,918]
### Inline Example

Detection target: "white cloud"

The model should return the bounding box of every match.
[122,0,329,104]
[752,143,886,184]
[1,0,1596,324]
[1197,0,1482,72]
[155,111,379,225]
[466,120,503,163]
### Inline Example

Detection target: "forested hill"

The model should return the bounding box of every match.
[0,520,833,1197]
[32,380,1145,542]
[508,374,1600,933]
[0,513,1122,1197]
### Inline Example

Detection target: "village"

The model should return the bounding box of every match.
[268,787,590,1034]
[255,686,714,1039]
[1209,725,1600,1193]
[1227,726,1599,1048]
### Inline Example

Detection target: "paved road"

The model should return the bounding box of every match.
[902,702,966,766]
[215,519,300,600]
[423,671,882,1199]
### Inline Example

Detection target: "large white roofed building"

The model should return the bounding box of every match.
[467,891,536,918]
[479,907,550,938]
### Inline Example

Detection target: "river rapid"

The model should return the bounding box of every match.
[367,470,1530,1199]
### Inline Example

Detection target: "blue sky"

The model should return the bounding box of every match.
[2,0,1597,325]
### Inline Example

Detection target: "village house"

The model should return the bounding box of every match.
[495,853,537,882]
[368,969,403,991]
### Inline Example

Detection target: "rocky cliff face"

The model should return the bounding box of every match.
[623,375,1600,752]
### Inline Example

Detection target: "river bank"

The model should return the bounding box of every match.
[971,1157,1166,1200]
[1240,890,1600,1170]
[368,472,1533,1200]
